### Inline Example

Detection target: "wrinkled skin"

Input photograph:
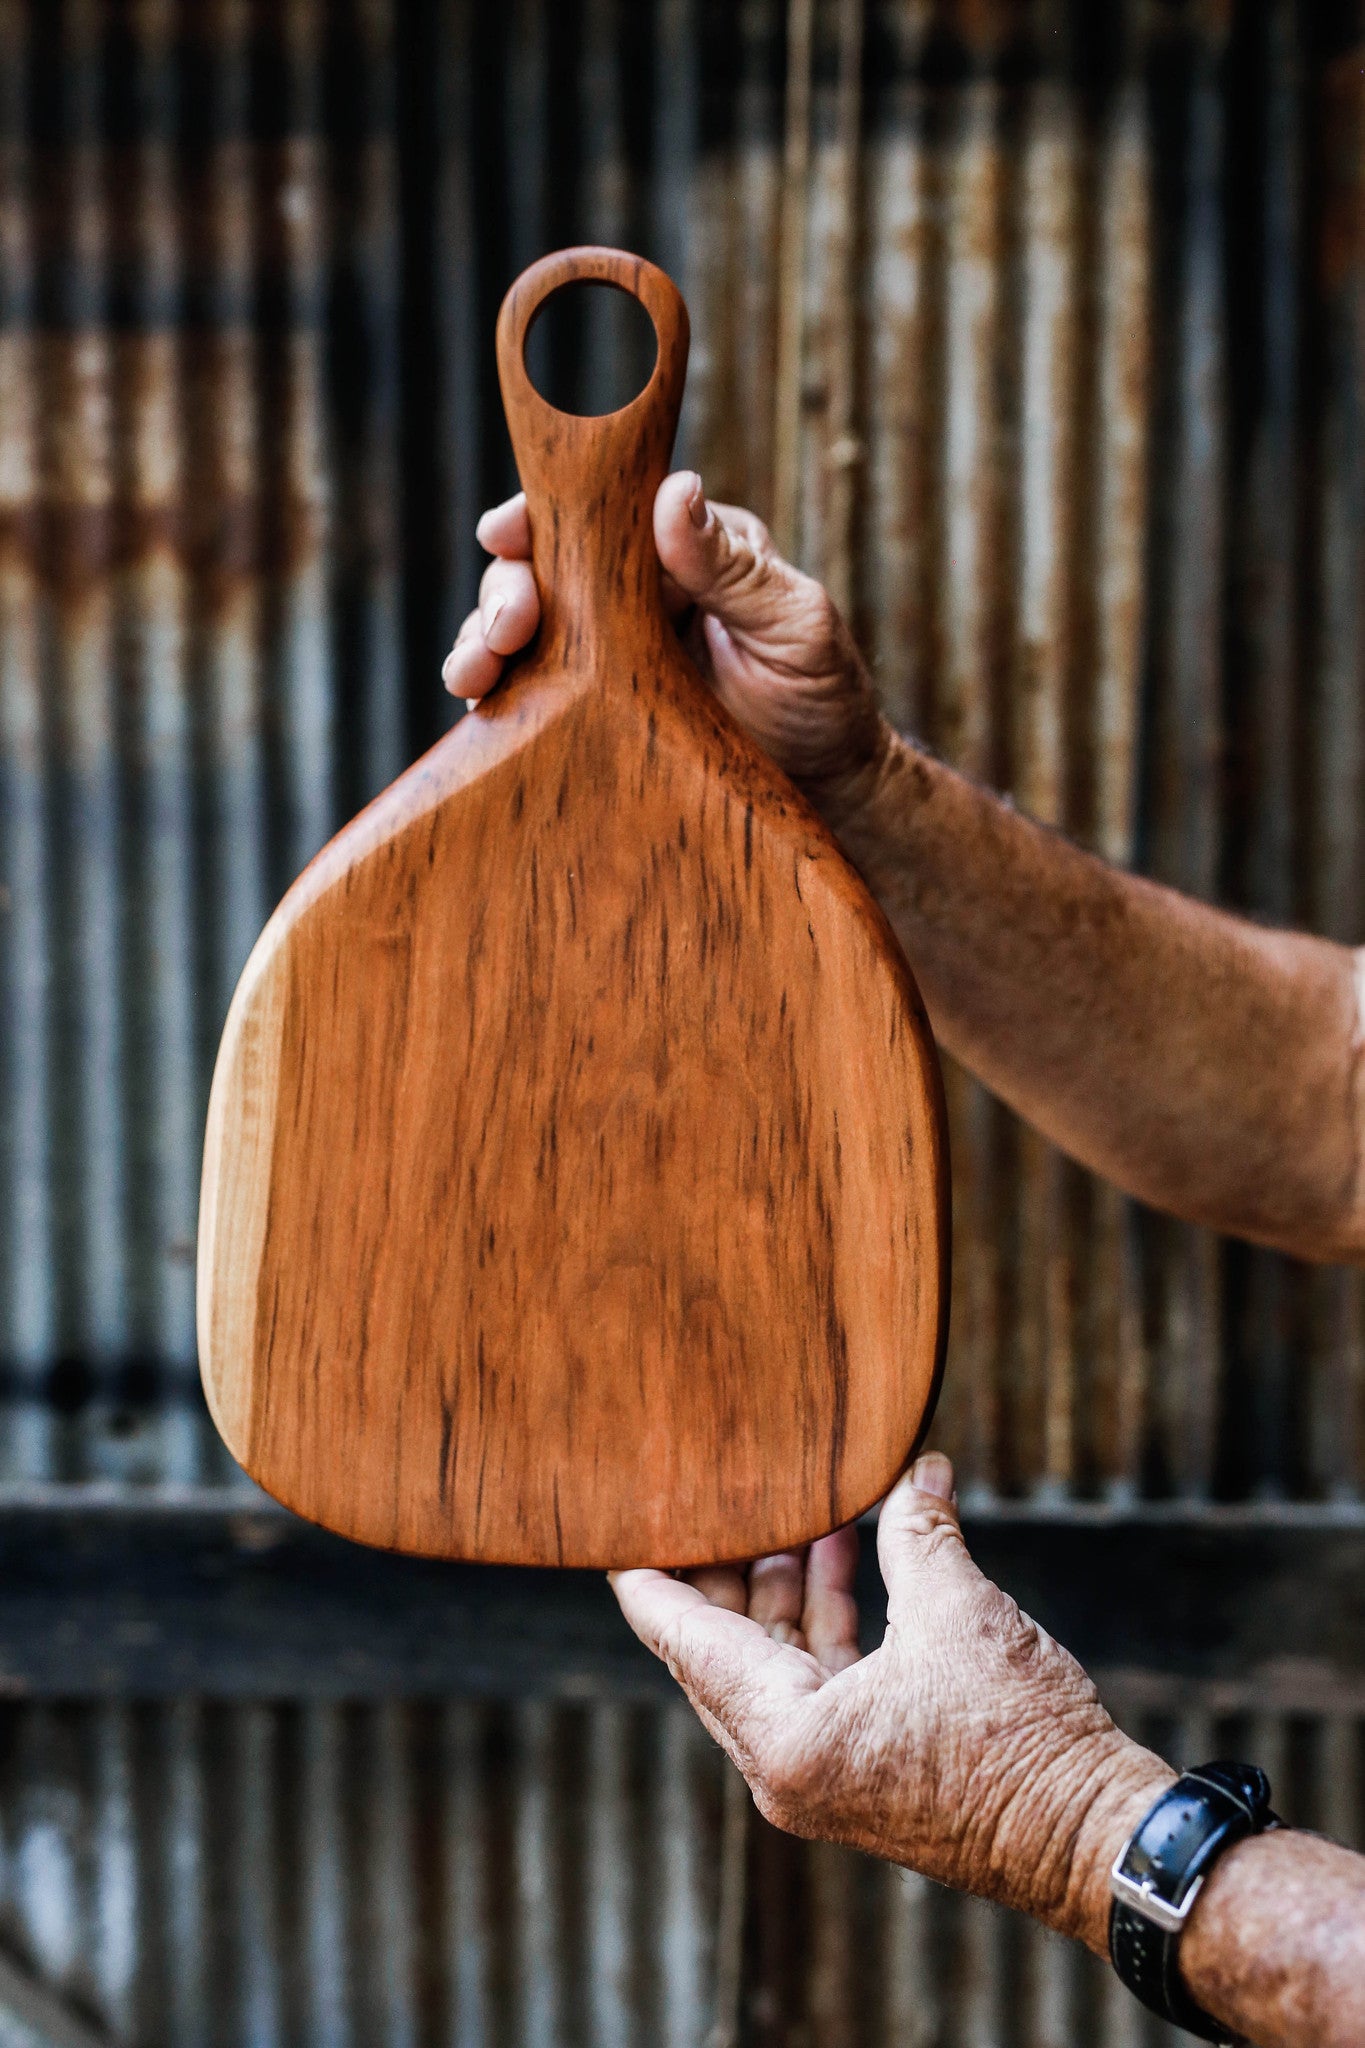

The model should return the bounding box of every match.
[444,471,888,815]
[613,1453,1167,1951]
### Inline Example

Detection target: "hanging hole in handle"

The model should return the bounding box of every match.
[524,279,660,418]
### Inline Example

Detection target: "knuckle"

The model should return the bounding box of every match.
[957,1583,1052,1678]
[712,527,767,598]
[887,1504,968,1570]
[654,1612,702,1691]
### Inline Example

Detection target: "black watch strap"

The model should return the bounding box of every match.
[1109,1762,1281,2044]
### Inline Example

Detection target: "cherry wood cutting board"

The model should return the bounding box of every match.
[197,247,949,1568]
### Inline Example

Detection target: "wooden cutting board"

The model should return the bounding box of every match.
[197,247,949,1568]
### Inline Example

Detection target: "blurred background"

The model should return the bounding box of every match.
[0,0,1361,2040]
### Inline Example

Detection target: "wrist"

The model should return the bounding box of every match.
[798,712,892,832]
[984,1721,1173,1953]
[1052,1742,1177,1955]
[815,721,923,858]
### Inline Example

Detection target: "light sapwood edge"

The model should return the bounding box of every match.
[197,933,287,1465]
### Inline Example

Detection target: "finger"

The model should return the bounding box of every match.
[747,1551,808,1648]
[442,617,504,703]
[876,1454,979,1623]
[802,1525,862,1674]
[684,1566,749,1615]
[474,492,531,559]
[476,558,540,655]
[609,1569,824,1764]
[654,472,811,647]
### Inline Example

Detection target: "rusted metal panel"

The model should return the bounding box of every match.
[0,0,53,1455]
[860,3,935,735]
[0,6,1358,1510]
[0,1700,738,2048]
[1012,1,1084,1498]
[0,9,1358,2035]
[929,36,1012,1501]
[119,0,198,1478]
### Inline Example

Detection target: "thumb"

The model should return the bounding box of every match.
[876,1452,978,1620]
[654,471,819,649]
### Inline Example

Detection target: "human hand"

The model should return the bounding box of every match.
[611,1453,1173,1955]
[441,472,891,825]
[680,1523,863,1676]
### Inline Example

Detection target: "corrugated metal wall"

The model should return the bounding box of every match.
[0,1,1361,2043]
[0,1698,1356,2046]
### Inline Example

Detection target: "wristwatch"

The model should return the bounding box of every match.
[1109,1761,1281,2043]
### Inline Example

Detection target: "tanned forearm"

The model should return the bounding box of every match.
[1057,1757,1365,2048]
[825,732,1365,1264]
[1177,1829,1365,2048]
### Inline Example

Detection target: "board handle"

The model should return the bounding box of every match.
[496,248,691,665]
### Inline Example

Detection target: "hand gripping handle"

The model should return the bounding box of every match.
[495,248,691,666]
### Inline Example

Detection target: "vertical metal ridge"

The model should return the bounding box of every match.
[804,1837,857,2048]
[879,1861,936,2046]
[1221,0,1304,1503]
[1012,0,1084,1500]
[0,0,56,1476]
[931,31,1010,1495]
[580,0,631,419]
[369,1702,417,2048]
[196,0,269,1037]
[89,1706,136,2040]
[585,1703,632,2048]
[440,1700,496,2048]
[772,0,814,558]
[804,0,864,621]
[861,0,935,736]
[231,1704,284,2048]
[512,1702,567,2048]
[1087,10,1153,1506]
[729,0,783,524]
[48,0,129,1381]
[434,0,480,687]
[1144,0,1230,1501]
[266,0,336,884]
[674,0,737,499]
[655,1706,719,2048]
[335,0,405,809]
[119,0,201,1484]
[161,1699,208,2048]
[300,1703,349,2048]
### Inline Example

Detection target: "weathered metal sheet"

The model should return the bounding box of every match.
[0,0,1359,1513]
[0,7,1360,2034]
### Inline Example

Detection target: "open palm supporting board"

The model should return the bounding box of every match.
[197,248,949,1568]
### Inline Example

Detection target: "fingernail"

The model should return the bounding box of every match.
[686,473,709,529]
[482,593,506,643]
[464,698,480,713]
[441,649,462,688]
[910,1451,954,1501]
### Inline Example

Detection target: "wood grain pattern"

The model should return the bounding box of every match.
[198,248,949,1567]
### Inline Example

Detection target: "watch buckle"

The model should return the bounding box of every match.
[1109,1856,1205,1936]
